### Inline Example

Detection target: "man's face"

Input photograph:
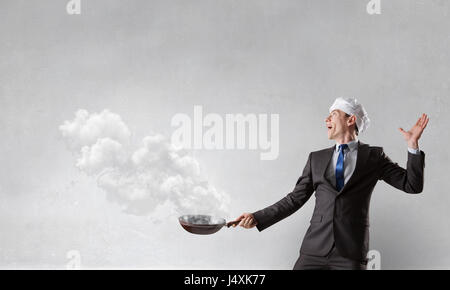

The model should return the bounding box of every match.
[325,109,353,140]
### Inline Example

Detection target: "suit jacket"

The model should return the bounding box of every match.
[252,141,425,261]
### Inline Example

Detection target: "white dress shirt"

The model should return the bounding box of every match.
[325,138,420,189]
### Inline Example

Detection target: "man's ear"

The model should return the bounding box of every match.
[348,115,356,126]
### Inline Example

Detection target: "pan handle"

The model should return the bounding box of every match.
[226,220,241,228]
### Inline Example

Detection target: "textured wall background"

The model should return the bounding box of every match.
[0,0,448,269]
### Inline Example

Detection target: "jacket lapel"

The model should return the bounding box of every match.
[317,145,336,190]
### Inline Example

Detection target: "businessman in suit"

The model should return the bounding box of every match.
[232,97,429,270]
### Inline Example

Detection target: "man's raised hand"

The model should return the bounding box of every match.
[399,113,429,149]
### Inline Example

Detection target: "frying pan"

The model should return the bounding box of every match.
[178,214,240,235]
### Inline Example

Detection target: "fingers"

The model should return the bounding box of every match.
[415,115,422,126]
[400,114,429,141]
[410,114,429,129]
[235,214,245,222]
[423,117,429,128]
[418,113,430,127]
[243,217,253,227]
[421,114,429,129]
[235,213,256,228]
[416,113,428,127]
[232,214,245,227]
[418,114,425,126]
[416,114,429,135]
[239,217,250,227]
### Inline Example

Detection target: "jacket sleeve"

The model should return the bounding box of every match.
[378,148,425,194]
[252,152,315,231]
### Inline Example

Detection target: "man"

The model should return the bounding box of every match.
[232,97,429,270]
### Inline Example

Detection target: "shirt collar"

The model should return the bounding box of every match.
[335,139,359,153]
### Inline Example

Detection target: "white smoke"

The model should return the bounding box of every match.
[77,138,128,175]
[59,109,131,150]
[59,109,230,218]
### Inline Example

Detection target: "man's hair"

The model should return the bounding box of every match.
[345,113,359,136]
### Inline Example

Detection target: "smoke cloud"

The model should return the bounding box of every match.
[59,109,230,218]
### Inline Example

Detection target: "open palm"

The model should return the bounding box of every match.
[399,113,429,142]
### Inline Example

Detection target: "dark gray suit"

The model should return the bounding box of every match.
[253,141,425,263]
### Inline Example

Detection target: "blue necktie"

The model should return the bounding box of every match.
[335,144,348,191]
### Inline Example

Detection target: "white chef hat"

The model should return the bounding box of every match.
[329,97,370,134]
